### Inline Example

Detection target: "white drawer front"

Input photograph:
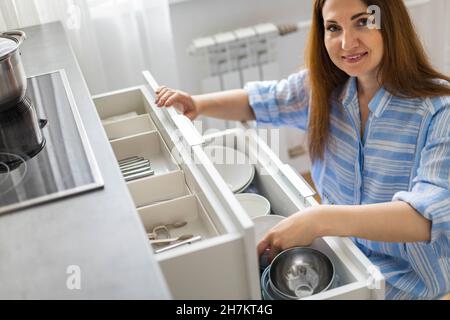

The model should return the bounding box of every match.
[93,85,261,299]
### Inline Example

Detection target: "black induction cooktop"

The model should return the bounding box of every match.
[0,70,104,215]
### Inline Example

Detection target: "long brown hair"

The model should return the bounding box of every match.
[306,0,450,160]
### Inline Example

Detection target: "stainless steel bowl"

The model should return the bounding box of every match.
[260,265,286,300]
[269,247,334,299]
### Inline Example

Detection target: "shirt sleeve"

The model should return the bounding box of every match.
[244,69,310,130]
[393,104,450,244]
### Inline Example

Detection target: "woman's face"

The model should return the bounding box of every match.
[322,0,384,79]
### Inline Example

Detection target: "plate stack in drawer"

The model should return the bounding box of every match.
[92,86,261,299]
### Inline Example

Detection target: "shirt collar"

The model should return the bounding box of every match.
[368,85,394,117]
[340,76,393,118]
[340,76,358,107]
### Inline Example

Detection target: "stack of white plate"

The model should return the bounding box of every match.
[203,145,255,193]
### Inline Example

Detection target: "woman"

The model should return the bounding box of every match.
[155,0,449,299]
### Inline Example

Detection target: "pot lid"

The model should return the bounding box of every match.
[0,36,18,57]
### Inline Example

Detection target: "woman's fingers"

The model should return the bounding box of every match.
[155,87,198,120]
[258,235,282,263]
[268,244,282,262]
[155,87,170,105]
[155,86,167,94]
[157,90,175,107]
[165,92,185,109]
[257,237,271,257]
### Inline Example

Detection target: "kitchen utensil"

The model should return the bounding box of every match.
[203,145,255,193]
[260,265,285,300]
[122,165,152,177]
[119,156,144,164]
[164,221,187,229]
[147,221,188,240]
[147,225,170,240]
[121,164,152,174]
[125,169,155,182]
[155,235,202,254]
[149,234,194,245]
[235,193,271,218]
[119,159,150,171]
[118,156,154,182]
[124,169,154,182]
[0,30,27,111]
[269,247,335,299]
[0,97,48,171]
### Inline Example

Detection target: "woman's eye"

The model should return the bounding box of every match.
[326,25,340,32]
[357,18,369,27]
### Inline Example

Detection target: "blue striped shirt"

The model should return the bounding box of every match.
[245,70,450,300]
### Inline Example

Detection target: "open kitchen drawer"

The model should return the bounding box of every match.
[91,71,385,300]
[92,85,261,299]
[190,129,385,300]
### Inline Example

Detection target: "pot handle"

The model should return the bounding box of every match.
[1,30,27,46]
[39,119,48,129]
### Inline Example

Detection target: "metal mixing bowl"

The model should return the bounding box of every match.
[269,247,335,299]
[261,265,287,300]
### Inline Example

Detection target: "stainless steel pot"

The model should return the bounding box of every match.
[0,30,27,111]
[0,97,47,172]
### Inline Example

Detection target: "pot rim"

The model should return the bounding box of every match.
[0,31,25,61]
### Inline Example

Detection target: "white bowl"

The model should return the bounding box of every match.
[252,215,286,272]
[236,193,271,219]
[203,145,255,193]
[252,215,285,244]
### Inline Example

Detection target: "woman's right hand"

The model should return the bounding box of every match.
[155,86,199,120]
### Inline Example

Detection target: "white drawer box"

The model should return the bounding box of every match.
[91,71,385,300]
[128,170,190,208]
[104,114,157,141]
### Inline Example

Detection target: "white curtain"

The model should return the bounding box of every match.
[0,0,179,94]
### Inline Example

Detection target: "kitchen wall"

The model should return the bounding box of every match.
[169,0,312,94]
[168,0,314,171]
[406,0,449,74]
[166,0,450,173]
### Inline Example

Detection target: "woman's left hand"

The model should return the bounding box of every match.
[257,207,325,260]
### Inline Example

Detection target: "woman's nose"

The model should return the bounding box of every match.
[341,30,359,51]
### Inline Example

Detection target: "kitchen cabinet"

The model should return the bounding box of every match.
[91,71,385,300]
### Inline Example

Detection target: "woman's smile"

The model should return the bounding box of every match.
[342,51,368,64]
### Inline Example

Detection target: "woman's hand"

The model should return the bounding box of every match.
[257,201,432,261]
[155,86,199,120]
[257,207,325,261]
